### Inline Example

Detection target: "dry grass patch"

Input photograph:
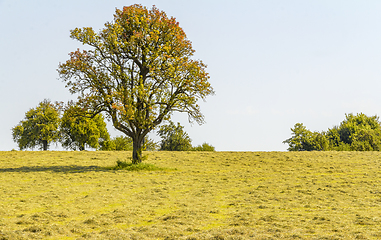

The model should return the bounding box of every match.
[0,151,381,239]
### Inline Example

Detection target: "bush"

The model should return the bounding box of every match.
[100,136,132,151]
[192,142,215,151]
[158,121,193,151]
[325,113,381,151]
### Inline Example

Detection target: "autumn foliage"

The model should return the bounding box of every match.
[58,5,214,163]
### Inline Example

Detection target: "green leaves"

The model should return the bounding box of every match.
[12,100,110,151]
[284,113,381,151]
[334,113,381,151]
[283,123,328,151]
[158,121,193,151]
[12,100,61,151]
[60,102,110,151]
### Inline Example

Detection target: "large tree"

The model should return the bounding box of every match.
[58,4,214,163]
[12,99,61,151]
[60,102,110,151]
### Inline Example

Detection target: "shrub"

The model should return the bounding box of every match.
[100,136,133,151]
[192,142,215,151]
[158,121,193,151]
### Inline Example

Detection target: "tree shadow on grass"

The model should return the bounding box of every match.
[0,165,109,173]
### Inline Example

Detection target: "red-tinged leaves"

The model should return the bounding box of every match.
[58,4,214,161]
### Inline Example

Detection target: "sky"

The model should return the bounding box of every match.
[1,0,381,151]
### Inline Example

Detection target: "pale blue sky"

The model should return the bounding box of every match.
[1,0,381,151]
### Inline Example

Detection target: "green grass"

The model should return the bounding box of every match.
[1,151,381,239]
[108,160,166,171]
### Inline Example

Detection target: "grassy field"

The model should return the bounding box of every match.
[0,151,381,239]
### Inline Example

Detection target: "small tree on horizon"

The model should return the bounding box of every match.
[283,123,328,151]
[58,4,214,163]
[158,121,193,151]
[12,99,61,151]
[60,102,110,151]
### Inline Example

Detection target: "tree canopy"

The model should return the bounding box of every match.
[329,113,381,151]
[158,121,193,151]
[12,99,61,151]
[60,103,110,150]
[284,113,381,151]
[58,4,214,163]
[283,123,328,151]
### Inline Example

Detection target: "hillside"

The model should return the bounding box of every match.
[0,151,380,239]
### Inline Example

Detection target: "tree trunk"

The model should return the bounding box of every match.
[42,140,48,151]
[132,136,144,164]
[79,143,85,151]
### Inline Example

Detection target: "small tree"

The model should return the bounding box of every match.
[60,103,110,150]
[158,121,192,151]
[12,99,60,151]
[283,123,328,151]
[58,4,214,163]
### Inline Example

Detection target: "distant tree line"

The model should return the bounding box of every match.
[12,100,214,152]
[100,120,215,151]
[100,136,159,151]
[284,113,381,151]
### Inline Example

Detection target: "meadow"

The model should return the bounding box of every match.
[0,151,381,239]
